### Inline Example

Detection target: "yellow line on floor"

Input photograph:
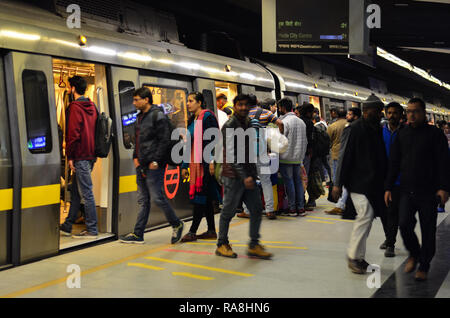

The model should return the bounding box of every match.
[144,256,254,277]
[276,216,294,220]
[198,239,240,243]
[127,262,165,271]
[306,219,334,224]
[261,241,293,244]
[172,272,215,280]
[186,242,307,250]
[0,243,173,298]
[306,216,355,223]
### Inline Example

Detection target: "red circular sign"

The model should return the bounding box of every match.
[164,165,180,200]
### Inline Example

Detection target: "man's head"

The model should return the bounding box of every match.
[406,97,426,127]
[233,94,250,118]
[216,93,227,110]
[248,94,258,107]
[133,87,153,112]
[385,102,403,128]
[299,102,315,119]
[362,94,384,124]
[346,107,361,122]
[330,108,338,119]
[312,115,321,124]
[278,98,293,116]
[294,105,301,118]
[68,76,87,97]
[262,98,277,113]
[337,109,347,119]
[444,122,450,135]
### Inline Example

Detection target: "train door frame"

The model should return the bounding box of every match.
[4,51,60,264]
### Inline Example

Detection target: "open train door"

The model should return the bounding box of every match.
[4,52,60,264]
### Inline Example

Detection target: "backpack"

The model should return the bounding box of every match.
[150,107,181,166]
[249,108,264,155]
[94,109,113,158]
[312,126,330,157]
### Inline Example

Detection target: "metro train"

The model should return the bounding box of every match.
[0,1,448,268]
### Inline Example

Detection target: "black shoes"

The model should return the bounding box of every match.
[379,241,387,250]
[384,246,395,257]
[348,257,369,274]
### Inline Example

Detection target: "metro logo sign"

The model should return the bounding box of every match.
[164,165,180,199]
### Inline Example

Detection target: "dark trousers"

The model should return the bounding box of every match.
[384,186,400,247]
[189,198,216,234]
[398,192,438,272]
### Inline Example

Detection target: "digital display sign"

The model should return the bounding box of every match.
[28,136,46,150]
[275,0,349,53]
[122,111,138,127]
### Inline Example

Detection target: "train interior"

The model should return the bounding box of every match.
[52,58,114,249]
[215,81,238,109]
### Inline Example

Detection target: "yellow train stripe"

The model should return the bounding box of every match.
[127,262,164,271]
[119,175,137,194]
[306,216,355,223]
[306,219,335,224]
[186,242,307,250]
[21,184,59,209]
[172,272,215,280]
[144,256,254,277]
[0,188,13,212]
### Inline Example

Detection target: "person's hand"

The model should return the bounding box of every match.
[149,162,159,170]
[436,189,449,205]
[133,158,140,168]
[244,176,255,189]
[69,160,76,172]
[384,191,392,207]
[209,163,215,176]
[181,168,189,180]
[331,186,342,201]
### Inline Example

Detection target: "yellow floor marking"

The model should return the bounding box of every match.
[127,262,165,271]
[306,216,355,223]
[276,216,294,220]
[186,242,307,250]
[144,256,254,277]
[198,239,239,243]
[306,219,335,224]
[172,272,215,280]
[1,243,173,298]
[260,241,293,244]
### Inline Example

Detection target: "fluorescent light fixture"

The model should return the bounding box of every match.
[83,46,116,56]
[118,52,152,62]
[0,30,41,41]
[240,73,256,80]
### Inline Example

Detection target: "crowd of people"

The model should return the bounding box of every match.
[60,76,450,281]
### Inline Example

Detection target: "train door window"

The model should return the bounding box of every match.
[283,92,299,107]
[22,70,52,154]
[309,95,321,116]
[143,85,188,129]
[254,88,273,104]
[215,81,238,110]
[52,58,113,249]
[118,81,136,149]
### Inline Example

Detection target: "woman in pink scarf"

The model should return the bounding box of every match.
[180,92,221,242]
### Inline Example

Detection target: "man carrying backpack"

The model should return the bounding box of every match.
[120,87,184,244]
[60,76,99,238]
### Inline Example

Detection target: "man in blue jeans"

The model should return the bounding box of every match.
[60,76,99,238]
[278,98,308,217]
[119,87,184,244]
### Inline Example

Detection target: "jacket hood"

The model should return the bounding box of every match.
[71,99,96,115]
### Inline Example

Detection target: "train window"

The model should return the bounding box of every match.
[22,70,52,154]
[202,89,214,112]
[254,88,273,103]
[215,81,238,109]
[118,81,136,149]
[143,85,188,130]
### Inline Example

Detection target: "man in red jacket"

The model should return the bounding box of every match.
[60,76,99,238]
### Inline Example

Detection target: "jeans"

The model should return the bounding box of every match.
[134,167,181,238]
[279,163,304,211]
[398,192,438,272]
[384,186,400,247]
[243,161,275,214]
[332,159,338,183]
[218,176,263,246]
[189,197,215,234]
[63,160,98,234]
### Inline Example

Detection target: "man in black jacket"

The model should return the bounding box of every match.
[216,94,273,260]
[119,87,184,244]
[332,94,387,274]
[385,97,450,281]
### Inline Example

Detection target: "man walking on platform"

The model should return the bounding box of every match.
[385,98,450,281]
[332,94,387,274]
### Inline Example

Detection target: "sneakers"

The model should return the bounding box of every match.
[305,201,316,211]
[384,246,395,257]
[297,208,307,217]
[196,231,217,239]
[379,241,387,250]
[60,224,71,237]
[288,209,298,217]
[171,221,184,244]
[215,244,237,258]
[347,258,366,274]
[180,232,197,242]
[247,244,273,260]
[415,270,427,281]
[266,212,277,220]
[404,257,417,273]
[236,212,250,218]
[119,233,144,244]
[325,207,343,215]
[72,230,98,239]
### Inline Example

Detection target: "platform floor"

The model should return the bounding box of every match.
[0,196,449,298]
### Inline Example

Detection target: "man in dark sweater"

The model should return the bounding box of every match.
[333,94,387,274]
[385,97,450,281]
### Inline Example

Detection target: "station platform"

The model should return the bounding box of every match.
[0,196,449,298]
